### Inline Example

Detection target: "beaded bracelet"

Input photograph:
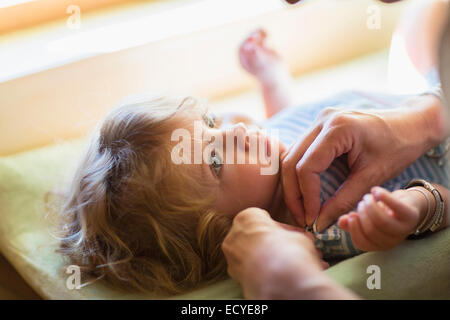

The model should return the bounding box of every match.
[404,179,445,235]
[406,187,432,235]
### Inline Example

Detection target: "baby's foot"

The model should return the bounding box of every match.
[239,29,287,86]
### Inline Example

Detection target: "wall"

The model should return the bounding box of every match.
[0,0,408,155]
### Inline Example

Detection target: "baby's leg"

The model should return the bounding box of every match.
[239,29,294,118]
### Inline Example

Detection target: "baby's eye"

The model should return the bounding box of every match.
[203,113,216,128]
[210,150,222,176]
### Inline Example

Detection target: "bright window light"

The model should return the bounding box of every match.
[0,0,35,9]
[47,0,286,55]
[387,33,429,94]
[0,0,287,82]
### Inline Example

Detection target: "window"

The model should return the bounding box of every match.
[0,0,131,34]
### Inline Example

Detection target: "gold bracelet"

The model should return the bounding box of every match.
[404,179,445,235]
[406,187,432,234]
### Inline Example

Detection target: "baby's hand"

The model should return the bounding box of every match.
[337,187,421,251]
[238,29,283,82]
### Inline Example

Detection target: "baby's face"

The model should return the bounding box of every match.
[171,113,286,217]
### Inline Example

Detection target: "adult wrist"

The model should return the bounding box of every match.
[248,251,313,299]
[377,94,445,157]
[420,94,448,146]
[247,242,320,299]
[254,256,358,300]
[292,273,359,300]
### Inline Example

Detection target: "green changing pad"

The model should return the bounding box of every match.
[0,139,449,299]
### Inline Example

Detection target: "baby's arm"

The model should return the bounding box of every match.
[338,184,449,252]
[239,29,294,118]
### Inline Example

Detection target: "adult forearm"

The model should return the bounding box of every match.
[248,256,359,300]
[400,94,448,151]
[420,94,449,145]
[256,272,360,300]
[289,274,360,300]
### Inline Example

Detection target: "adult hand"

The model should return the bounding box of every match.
[281,95,445,231]
[221,207,358,299]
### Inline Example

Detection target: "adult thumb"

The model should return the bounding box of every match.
[316,172,371,232]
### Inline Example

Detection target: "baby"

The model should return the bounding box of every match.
[57,30,449,295]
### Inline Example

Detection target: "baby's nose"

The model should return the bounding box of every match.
[232,122,248,134]
[227,122,251,151]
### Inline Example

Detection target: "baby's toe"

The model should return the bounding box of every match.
[248,29,266,44]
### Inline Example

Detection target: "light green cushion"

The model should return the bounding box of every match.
[0,139,449,299]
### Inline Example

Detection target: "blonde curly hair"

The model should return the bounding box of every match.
[54,94,232,295]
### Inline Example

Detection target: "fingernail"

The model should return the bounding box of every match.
[386,208,395,217]
[357,201,365,211]
[306,215,313,227]
[316,222,322,232]
[371,187,382,198]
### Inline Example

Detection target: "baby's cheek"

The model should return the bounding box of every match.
[219,163,279,214]
[246,166,279,207]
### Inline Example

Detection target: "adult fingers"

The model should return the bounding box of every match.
[224,207,273,249]
[275,221,318,244]
[282,109,354,227]
[284,129,332,226]
[223,208,273,281]
[275,221,305,232]
[233,206,272,222]
[317,169,374,232]
[281,125,322,226]
[297,125,357,227]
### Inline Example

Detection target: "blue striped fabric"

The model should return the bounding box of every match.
[262,90,450,260]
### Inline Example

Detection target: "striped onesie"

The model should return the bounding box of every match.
[262,90,450,261]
